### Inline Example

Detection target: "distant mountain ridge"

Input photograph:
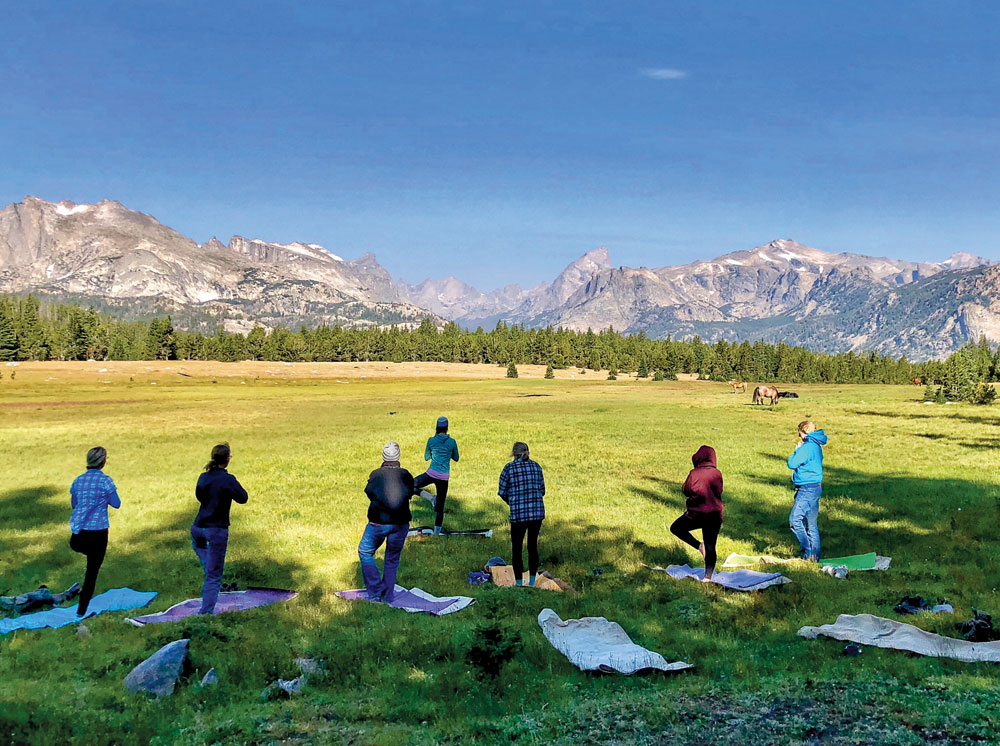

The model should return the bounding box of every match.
[0,196,996,359]
[0,196,439,332]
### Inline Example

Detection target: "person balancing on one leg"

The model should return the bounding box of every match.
[669,445,724,582]
[787,420,827,561]
[69,446,121,617]
[358,441,414,602]
[413,416,459,535]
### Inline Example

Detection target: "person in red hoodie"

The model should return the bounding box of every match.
[669,445,724,581]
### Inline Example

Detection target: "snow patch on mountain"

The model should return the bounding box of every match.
[55,203,90,216]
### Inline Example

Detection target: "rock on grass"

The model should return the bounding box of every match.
[124,639,190,697]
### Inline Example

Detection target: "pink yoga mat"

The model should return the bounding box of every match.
[126,588,296,626]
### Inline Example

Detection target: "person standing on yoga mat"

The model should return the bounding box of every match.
[669,445,724,582]
[191,443,248,614]
[69,446,121,617]
[787,420,827,561]
[359,441,414,602]
[413,416,460,535]
[497,442,545,587]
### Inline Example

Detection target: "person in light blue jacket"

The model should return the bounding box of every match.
[787,420,827,561]
[413,416,460,534]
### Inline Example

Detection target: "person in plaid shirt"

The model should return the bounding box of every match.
[69,446,121,616]
[497,442,545,587]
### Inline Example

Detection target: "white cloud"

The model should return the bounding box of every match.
[640,68,687,80]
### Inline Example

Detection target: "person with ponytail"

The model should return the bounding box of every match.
[191,443,248,614]
[497,442,545,587]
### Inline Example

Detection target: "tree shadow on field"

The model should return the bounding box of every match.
[855,409,1000,426]
[0,495,311,618]
[730,453,1000,565]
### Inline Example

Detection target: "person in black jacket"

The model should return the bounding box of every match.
[191,443,248,614]
[358,441,414,602]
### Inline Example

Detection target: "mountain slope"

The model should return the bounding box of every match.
[0,197,440,331]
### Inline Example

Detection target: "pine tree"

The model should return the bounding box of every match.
[16,296,48,360]
[636,359,649,378]
[970,381,997,406]
[0,304,17,362]
[652,369,665,382]
[544,362,554,379]
[64,310,90,360]
[922,382,937,402]
[506,360,519,379]
[607,369,617,380]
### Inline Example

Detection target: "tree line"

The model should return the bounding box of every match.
[1,295,998,396]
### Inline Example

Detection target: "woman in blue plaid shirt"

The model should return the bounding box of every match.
[497,442,545,587]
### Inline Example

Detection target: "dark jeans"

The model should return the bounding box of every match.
[69,529,108,616]
[670,511,722,574]
[414,473,449,528]
[510,519,542,579]
[358,522,408,602]
[191,526,229,614]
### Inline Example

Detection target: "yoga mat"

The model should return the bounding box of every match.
[0,588,158,634]
[538,608,693,675]
[337,585,474,615]
[654,564,791,591]
[407,526,493,538]
[723,552,891,572]
[818,553,877,571]
[799,614,1000,663]
[487,566,577,593]
[126,588,296,626]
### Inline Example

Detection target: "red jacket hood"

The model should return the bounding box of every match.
[692,445,717,468]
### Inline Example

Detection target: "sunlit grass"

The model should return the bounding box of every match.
[1,370,998,744]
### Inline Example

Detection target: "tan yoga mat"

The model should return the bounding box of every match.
[488,566,577,593]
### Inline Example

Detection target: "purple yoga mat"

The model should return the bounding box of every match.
[126,588,296,626]
[336,587,472,615]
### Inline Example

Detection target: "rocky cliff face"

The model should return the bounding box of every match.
[0,197,439,331]
[1,197,995,358]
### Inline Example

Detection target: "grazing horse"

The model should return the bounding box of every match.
[912,377,923,386]
[728,380,747,394]
[752,385,779,405]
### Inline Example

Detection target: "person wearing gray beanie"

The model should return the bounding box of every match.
[413,416,460,535]
[69,446,121,616]
[358,441,415,602]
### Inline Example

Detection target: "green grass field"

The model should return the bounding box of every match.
[2,368,999,745]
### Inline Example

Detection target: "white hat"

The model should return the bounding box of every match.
[382,441,401,462]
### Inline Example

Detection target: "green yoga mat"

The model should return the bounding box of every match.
[818,552,877,571]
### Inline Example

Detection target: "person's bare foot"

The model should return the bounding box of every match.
[698,542,707,560]
[700,575,714,583]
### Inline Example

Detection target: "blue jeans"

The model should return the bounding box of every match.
[191,526,229,614]
[358,522,408,602]
[789,484,822,560]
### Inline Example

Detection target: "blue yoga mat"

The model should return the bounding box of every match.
[0,588,157,634]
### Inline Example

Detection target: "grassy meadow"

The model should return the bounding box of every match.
[1,362,999,745]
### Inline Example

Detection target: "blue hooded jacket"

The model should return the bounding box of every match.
[787,430,827,486]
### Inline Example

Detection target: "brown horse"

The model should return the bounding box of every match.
[912,377,923,386]
[728,380,747,394]
[752,385,779,405]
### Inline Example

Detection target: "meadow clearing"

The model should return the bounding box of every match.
[1,361,999,745]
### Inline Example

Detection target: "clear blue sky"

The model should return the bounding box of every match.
[2,2,998,289]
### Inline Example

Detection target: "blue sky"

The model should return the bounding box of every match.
[2,2,998,289]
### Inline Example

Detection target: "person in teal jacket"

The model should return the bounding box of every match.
[787,420,827,560]
[413,416,460,534]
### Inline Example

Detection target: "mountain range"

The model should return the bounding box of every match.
[0,196,997,360]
